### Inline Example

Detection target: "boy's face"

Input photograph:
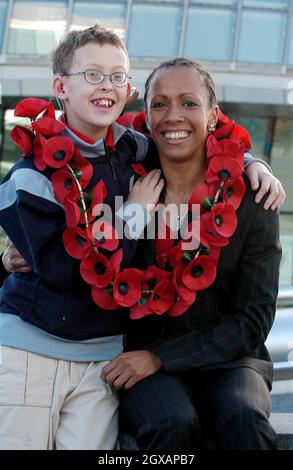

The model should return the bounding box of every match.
[54,42,131,141]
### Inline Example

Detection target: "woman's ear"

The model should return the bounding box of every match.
[208,105,220,131]
[144,111,150,130]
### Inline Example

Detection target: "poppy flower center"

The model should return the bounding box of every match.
[191,265,203,277]
[153,293,160,300]
[218,169,230,179]
[53,150,66,161]
[226,187,233,198]
[95,262,106,275]
[76,235,86,247]
[215,215,223,227]
[65,178,72,189]
[118,282,129,295]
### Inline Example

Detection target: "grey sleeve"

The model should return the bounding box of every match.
[244,151,272,173]
[128,129,149,162]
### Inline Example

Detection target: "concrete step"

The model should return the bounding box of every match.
[270,413,293,450]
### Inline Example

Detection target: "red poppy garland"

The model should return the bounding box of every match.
[11,98,251,320]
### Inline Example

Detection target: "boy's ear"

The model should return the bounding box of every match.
[52,75,67,100]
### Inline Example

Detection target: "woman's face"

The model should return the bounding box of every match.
[145,66,218,164]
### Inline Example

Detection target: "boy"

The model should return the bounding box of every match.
[0,24,163,451]
[0,24,284,450]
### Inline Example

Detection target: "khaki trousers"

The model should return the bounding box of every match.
[0,346,119,450]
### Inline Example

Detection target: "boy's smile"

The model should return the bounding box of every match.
[58,43,131,142]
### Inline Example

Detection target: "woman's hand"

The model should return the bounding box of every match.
[2,237,31,273]
[246,162,286,210]
[127,169,164,212]
[101,350,163,390]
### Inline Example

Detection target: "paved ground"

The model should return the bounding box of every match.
[272,379,293,413]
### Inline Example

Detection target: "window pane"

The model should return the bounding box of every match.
[0,0,8,49]
[271,118,293,212]
[0,110,30,181]
[288,16,293,65]
[230,115,271,162]
[128,3,182,58]
[243,0,288,8]
[238,10,286,64]
[7,0,67,56]
[184,7,235,61]
[71,1,127,40]
[190,0,237,4]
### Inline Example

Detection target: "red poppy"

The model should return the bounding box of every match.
[70,148,93,189]
[189,181,217,213]
[173,266,195,302]
[90,179,108,219]
[51,169,79,204]
[130,300,153,320]
[213,120,235,140]
[222,177,246,210]
[80,251,113,287]
[43,101,56,119]
[206,156,243,184]
[92,285,120,310]
[63,196,81,227]
[200,212,230,248]
[33,134,47,171]
[133,111,150,135]
[206,134,245,164]
[14,97,50,119]
[116,112,135,127]
[131,163,148,177]
[168,293,196,317]
[149,278,175,315]
[182,255,217,291]
[113,268,143,307]
[32,117,65,136]
[42,136,74,168]
[63,227,91,259]
[87,220,119,252]
[230,124,252,150]
[147,265,171,281]
[210,203,237,238]
[10,125,33,156]
[110,248,123,275]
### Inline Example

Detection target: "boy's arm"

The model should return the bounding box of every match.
[244,152,285,210]
[0,167,78,288]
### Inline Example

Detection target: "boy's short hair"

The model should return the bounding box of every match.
[51,23,128,75]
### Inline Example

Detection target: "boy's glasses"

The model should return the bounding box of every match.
[62,69,131,87]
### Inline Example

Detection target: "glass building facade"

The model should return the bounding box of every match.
[0,0,293,286]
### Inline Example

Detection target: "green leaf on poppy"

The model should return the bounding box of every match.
[137,297,148,306]
[71,167,82,180]
[181,252,194,264]
[105,284,114,295]
[202,197,214,210]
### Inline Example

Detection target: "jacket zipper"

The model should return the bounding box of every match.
[109,158,117,181]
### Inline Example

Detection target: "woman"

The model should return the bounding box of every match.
[102,58,282,450]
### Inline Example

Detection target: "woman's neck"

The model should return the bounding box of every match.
[160,157,206,203]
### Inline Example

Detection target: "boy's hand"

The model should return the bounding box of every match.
[2,237,31,273]
[127,169,164,212]
[101,350,163,390]
[246,162,286,210]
